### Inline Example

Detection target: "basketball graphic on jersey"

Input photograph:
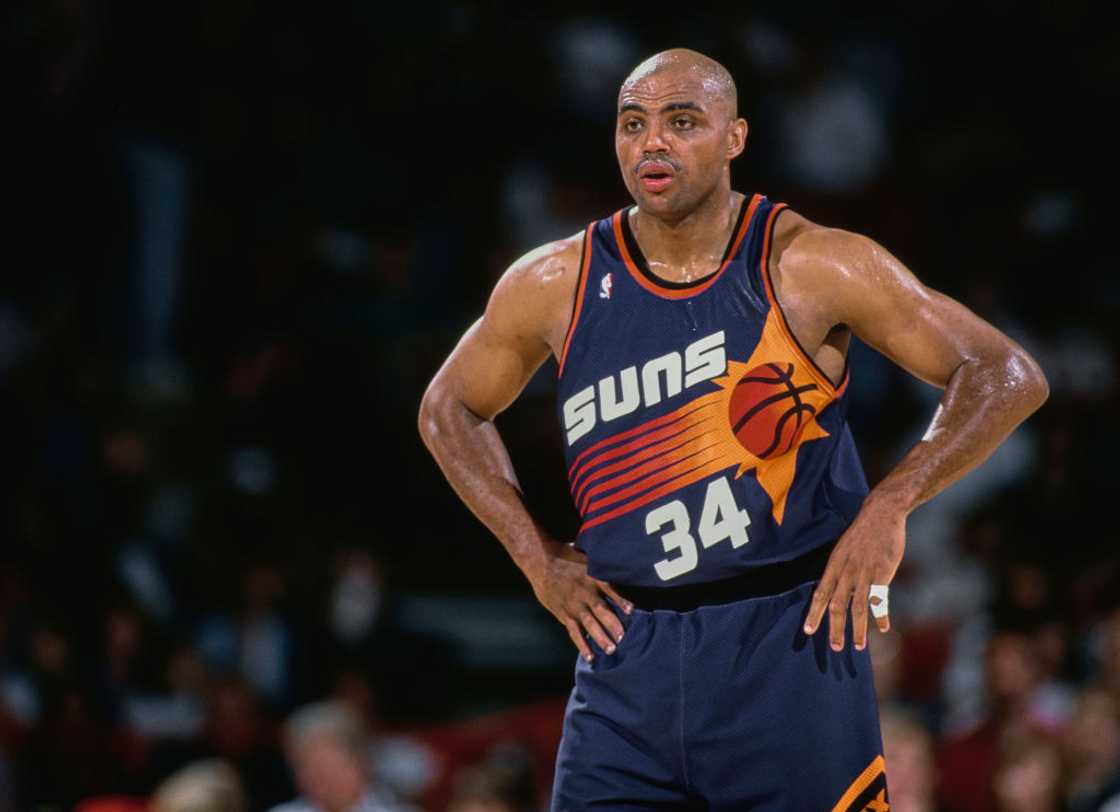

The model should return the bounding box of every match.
[728,362,819,459]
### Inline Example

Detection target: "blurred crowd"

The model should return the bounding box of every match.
[3,0,1117,810]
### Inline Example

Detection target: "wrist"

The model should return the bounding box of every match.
[865,480,916,517]
[516,535,563,586]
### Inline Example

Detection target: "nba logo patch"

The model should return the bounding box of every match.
[599,273,612,299]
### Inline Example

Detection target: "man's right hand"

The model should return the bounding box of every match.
[528,542,633,662]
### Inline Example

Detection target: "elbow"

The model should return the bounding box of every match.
[418,374,492,452]
[417,382,443,451]
[1009,346,1050,414]
[418,375,473,452]
[1030,368,1050,410]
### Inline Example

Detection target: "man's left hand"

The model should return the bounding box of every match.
[802,494,907,651]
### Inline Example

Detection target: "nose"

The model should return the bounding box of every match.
[640,118,670,154]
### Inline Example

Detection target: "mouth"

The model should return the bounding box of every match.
[638,160,677,193]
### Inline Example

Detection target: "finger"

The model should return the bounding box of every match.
[871,588,891,634]
[565,620,594,662]
[578,609,617,655]
[591,599,625,645]
[595,579,633,615]
[804,558,844,634]
[852,576,871,651]
[828,576,854,651]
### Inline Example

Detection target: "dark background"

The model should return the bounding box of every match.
[2,1,1118,810]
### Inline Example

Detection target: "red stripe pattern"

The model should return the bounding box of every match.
[567,390,743,531]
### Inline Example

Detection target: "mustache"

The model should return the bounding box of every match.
[635,156,682,174]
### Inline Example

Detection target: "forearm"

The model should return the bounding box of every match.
[869,347,1049,515]
[418,387,559,583]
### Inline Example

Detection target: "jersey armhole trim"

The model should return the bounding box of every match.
[557,223,594,378]
[759,203,851,398]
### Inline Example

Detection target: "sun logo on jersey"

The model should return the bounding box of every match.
[568,308,843,529]
[694,310,835,523]
[706,354,831,523]
[599,272,612,299]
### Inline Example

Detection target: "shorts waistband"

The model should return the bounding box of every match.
[611,541,836,612]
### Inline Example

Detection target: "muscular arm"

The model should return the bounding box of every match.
[417,234,630,661]
[782,223,1049,649]
[417,245,558,577]
[797,226,1048,511]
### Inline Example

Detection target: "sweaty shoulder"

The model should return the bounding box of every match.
[768,204,946,381]
[768,206,893,328]
[487,230,587,361]
[769,207,846,274]
[762,206,887,387]
[773,207,885,273]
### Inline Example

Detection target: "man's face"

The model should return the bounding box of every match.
[615,69,742,216]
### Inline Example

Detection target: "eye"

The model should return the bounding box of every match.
[672,116,694,129]
[623,118,642,133]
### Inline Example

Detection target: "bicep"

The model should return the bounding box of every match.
[440,307,552,421]
[819,232,1022,389]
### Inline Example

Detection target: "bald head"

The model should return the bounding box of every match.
[614,48,748,215]
[619,48,737,121]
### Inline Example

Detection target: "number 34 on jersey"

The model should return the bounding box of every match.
[646,475,751,581]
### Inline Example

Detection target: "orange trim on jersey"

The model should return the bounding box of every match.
[830,755,886,812]
[557,224,594,378]
[612,194,760,300]
[758,203,844,398]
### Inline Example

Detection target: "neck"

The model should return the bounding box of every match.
[630,183,742,283]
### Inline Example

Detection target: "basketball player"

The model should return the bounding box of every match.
[418,49,1048,810]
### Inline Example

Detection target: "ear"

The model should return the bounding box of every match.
[728,117,748,160]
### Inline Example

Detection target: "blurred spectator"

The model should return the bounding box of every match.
[1062,690,1120,812]
[992,733,1062,812]
[198,563,296,708]
[151,759,245,812]
[203,677,288,809]
[123,642,208,739]
[881,707,940,812]
[331,551,385,647]
[937,629,1052,812]
[271,701,414,812]
[329,667,437,803]
[447,744,539,812]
